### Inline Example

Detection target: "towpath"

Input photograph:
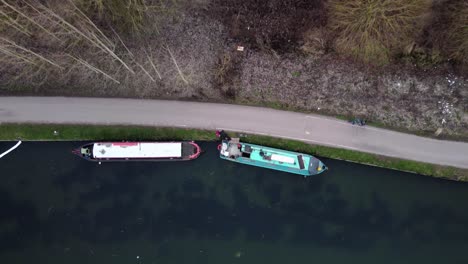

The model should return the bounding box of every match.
[1,96,467,169]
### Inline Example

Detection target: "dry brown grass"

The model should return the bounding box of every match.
[328,0,431,65]
[445,1,468,69]
[77,0,148,33]
[212,0,326,53]
[300,27,328,55]
[0,0,191,91]
[422,0,468,73]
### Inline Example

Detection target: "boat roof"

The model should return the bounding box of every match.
[221,140,326,175]
[249,147,311,170]
[229,141,312,170]
[93,142,182,159]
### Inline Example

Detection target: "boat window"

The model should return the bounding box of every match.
[244,145,253,153]
[298,155,305,169]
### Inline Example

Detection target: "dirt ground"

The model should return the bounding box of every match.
[0,0,466,139]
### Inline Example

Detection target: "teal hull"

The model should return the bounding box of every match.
[219,140,327,177]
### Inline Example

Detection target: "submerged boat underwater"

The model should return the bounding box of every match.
[219,138,327,177]
[73,141,201,162]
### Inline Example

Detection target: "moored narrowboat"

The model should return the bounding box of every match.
[73,141,201,162]
[218,138,327,177]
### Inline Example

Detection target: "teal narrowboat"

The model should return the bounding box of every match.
[218,138,327,177]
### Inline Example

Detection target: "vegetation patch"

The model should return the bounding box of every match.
[328,0,431,65]
[446,1,468,70]
[77,0,148,33]
[214,51,241,99]
[211,0,326,53]
[300,27,328,55]
[0,0,188,93]
[425,0,468,72]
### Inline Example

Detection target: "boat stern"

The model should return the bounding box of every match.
[187,141,202,160]
[219,139,242,160]
[219,140,229,157]
[72,144,94,160]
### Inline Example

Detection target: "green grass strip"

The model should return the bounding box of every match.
[1,123,467,181]
[0,123,216,141]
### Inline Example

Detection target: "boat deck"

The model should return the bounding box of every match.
[93,142,182,159]
[244,144,311,171]
[219,139,327,176]
[181,142,196,157]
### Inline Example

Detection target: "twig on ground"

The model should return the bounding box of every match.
[36,1,134,74]
[109,25,135,59]
[144,49,162,80]
[0,37,63,69]
[166,45,188,84]
[136,61,156,82]
[0,9,31,36]
[70,55,120,84]
[1,0,60,41]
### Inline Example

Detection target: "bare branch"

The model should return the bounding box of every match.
[136,62,156,82]
[1,0,60,41]
[0,46,36,65]
[166,45,188,84]
[22,0,69,33]
[70,55,120,84]
[144,49,162,80]
[0,37,63,69]
[66,0,115,49]
[110,25,135,58]
[0,9,31,36]
[36,2,134,74]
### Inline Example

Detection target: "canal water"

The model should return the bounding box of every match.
[1,141,468,264]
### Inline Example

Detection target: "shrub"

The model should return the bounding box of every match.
[76,0,148,33]
[300,27,328,55]
[444,1,468,69]
[422,0,468,72]
[328,0,431,65]
[211,0,326,53]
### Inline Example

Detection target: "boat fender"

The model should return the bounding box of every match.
[217,144,221,151]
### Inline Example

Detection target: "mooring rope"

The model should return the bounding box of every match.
[0,141,22,159]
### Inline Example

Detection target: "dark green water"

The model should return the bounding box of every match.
[1,141,468,264]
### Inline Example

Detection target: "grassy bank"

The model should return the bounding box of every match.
[0,123,216,141]
[239,134,468,182]
[1,123,467,181]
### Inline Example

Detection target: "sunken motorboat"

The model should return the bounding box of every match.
[73,141,201,162]
[219,138,327,177]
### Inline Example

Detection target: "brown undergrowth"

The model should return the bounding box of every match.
[327,0,431,65]
[211,0,326,53]
[423,0,468,73]
[0,0,466,140]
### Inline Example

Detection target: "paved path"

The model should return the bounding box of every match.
[1,96,467,168]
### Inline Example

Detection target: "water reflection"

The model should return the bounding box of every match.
[0,141,468,263]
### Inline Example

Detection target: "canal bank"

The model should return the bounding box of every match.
[1,123,466,181]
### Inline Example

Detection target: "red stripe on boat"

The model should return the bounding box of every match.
[112,142,139,146]
[188,142,202,160]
